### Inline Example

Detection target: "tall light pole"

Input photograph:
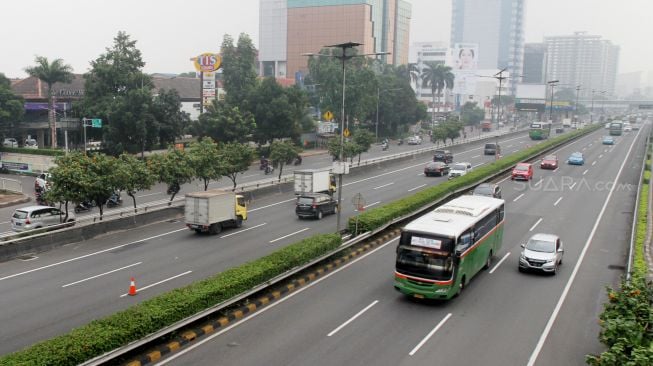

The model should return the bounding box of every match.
[547,80,559,134]
[590,89,605,123]
[574,85,581,123]
[305,42,388,233]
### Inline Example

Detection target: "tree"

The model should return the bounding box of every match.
[220,33,258,110]
[85,153,123,219]
[177,72,198,78]
[327,138,357,162]
[0,73,24,139]
[147,148,195,203]
[421,62,454,124]
[115,154,156,213]
[188,137,223,191]
[250,78,301,144]
[152,88,190,149]
[218,142,255,190]
[461,102,485,128]
[44,152,91,221]
[443,119,464,144]
[193,99,255,143]
[431,125,448,145]
[269,140,300,180]
[352,129,374,164]
[24,56,73,148]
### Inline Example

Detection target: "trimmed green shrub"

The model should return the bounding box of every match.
[0,147,65,156]
[0,233,341,366]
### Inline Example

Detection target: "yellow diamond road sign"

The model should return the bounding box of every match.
[323,111,334,121]
[343,128,350,137]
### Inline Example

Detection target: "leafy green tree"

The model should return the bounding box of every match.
[103,88,157,156]
[115,153,156,212]
[431,125,448,145]
[352,129,374,164]
[152,88,190,149]
[188,137,223,190]
[220,33,258,109]
[269,140,300,180]
[250,78,301,144]
[44,152,90,221]
[193,99,255,143]
[421,62,454,124]
[461,102,485,128]
[218,142,255,190]
[24,56,73,148]
[0,73,24,139]
[443,119,463,144]
[85,153,123,219]
[327,138,357,162]
[147,147,195,203]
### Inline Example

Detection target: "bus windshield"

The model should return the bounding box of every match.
[396,233,454,280]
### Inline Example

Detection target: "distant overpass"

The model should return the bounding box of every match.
[577,99,653,109]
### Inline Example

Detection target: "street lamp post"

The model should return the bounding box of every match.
[547,80,559,134]
[574,85,581,122]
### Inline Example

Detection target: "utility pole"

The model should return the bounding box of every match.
[547,80,559,134]
[574,85,581,122]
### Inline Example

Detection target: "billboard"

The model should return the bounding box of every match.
[451,43,479,96]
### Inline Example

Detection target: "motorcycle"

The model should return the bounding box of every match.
[381,142,389,151]
[293,156,302,166]
[35,191,48,206]
[264,164,275,175]
[259,158,270,170]
[398,139,404,146]
[106,192,123,208]
[74,201,94,213]
[166,182,180,195]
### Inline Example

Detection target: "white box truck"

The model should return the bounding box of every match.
[185,189,247,234]
[562,118,571,128]
[293,168,336,196]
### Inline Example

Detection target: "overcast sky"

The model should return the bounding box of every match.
[2,0,651,78]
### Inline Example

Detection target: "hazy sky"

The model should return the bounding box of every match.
[2,0,651,78]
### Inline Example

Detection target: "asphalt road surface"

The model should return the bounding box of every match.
[154,125,649,366]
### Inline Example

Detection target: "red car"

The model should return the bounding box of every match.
[511,163,534,181]
[540,155,559,170]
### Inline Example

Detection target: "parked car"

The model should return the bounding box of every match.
[472,183,502,198]
[448,162,472,179]
[602,136,615,145]
[433,149,453,163]
[2,138,18,148]
[567,152,585,165]
[407,136,423,145]
[540,155,559,170]
[484,143,501,156]
[11,205,75,232]
[518,233,564,275]
[511,163,534,180]
[424,162,450,177]
[24,138,38,149]
[295,193,338,220]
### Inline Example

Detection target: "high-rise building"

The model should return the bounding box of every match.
[411,42,449,100]
[544,32,620,98]
[259,0,412,80]
[450,0,525,94]
[522,43,547,84]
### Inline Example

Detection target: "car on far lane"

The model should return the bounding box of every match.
[448,162,472,179]
[604,122,610,129]
[518,233,564,275]
[2,137,18,148]
[602,136,615,145]
[407,135,423,145]
[424,161,450,177]
[623,124,632,132]
[433,149,453,163]
[540,155,558,170]
[472,183,502,198]
[567,152,585,165]
[511,162,533,181]
[11,205,75,232]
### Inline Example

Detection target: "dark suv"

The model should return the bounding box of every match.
[484,143,501,155]
[433,150,453,163]
[296,193,338,220]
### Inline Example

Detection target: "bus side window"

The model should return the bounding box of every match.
[456,229,474,254]
[498,204,505,223]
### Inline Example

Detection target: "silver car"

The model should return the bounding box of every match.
[11,205,75,232]
[518,233,564,275]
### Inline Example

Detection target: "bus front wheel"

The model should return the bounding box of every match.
[455,276,466,297]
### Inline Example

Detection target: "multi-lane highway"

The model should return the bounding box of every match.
[0,129,542,355]
[147,125,647,366]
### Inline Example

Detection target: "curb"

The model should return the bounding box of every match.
[0,194,30,208]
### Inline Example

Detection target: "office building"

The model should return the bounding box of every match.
[450,0,525,94]
[522,43,547,84]
[544,32,620,98]
[259,0,412,80]
[411,42,449,101]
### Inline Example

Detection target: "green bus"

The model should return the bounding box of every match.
[394,195,505,300]
[529,122,551,140]
[609,121,623,136]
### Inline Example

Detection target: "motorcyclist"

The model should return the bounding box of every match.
[294,155,302,165]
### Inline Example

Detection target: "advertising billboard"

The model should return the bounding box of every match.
[451,43,479,95]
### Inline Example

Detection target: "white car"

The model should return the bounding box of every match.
[11,205,75,232]
[407,136,422,145]
[448,162,472,179]
[24,138,38,149]
[623,124,632,132]
[3,138,18,148]
[519,233,564,275]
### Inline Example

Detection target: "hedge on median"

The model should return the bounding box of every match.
[348,125,601,233]
[0,147,65,157]
[0,233,342,366]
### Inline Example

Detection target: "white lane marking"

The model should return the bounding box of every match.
[513,193,525,202]
[220,223,267,238]
[0,221,11,225]
[240,174,260,179]
[533,159,541,164]
[527,126,644,366]
[62,262,142,288]
[156,237,402,365]
[472,155,481,158]
[529,218,543,231]
[599,154,603,159]
[591,161,596,166]
[507,144,513,148]
[364,201,381,209]
[408,184,427,192]
[569,182,577,190]
[552,167,559,173]
[588,143,593,147]
[120,271,192,298]
[496,176,511,184]
[0,228,187,282]
[249,198,296,212]
[553,197,563,206]
[582,169,589,175]
[489,252,510,274]
[511,150,519,153]
[409,313,453,356]
[327,300,379,337]
[269,228,310,243]
[417,173,424,176]
[533,178,543,187]
[373,182,395,190]
[136,192,161,198]
[474,162,486,168]
[582,147,586,151]
[520,141,525,144]
[604,148,608,153]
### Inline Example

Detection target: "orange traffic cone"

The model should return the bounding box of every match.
[128,277,137,296]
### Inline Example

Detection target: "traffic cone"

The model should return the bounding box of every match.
[128,277,137,296]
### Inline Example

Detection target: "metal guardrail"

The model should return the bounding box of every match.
[83,125,589,365]
[0,177,22,193]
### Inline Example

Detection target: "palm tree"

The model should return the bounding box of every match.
[25,56,73,148]
[421,62,454,125]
